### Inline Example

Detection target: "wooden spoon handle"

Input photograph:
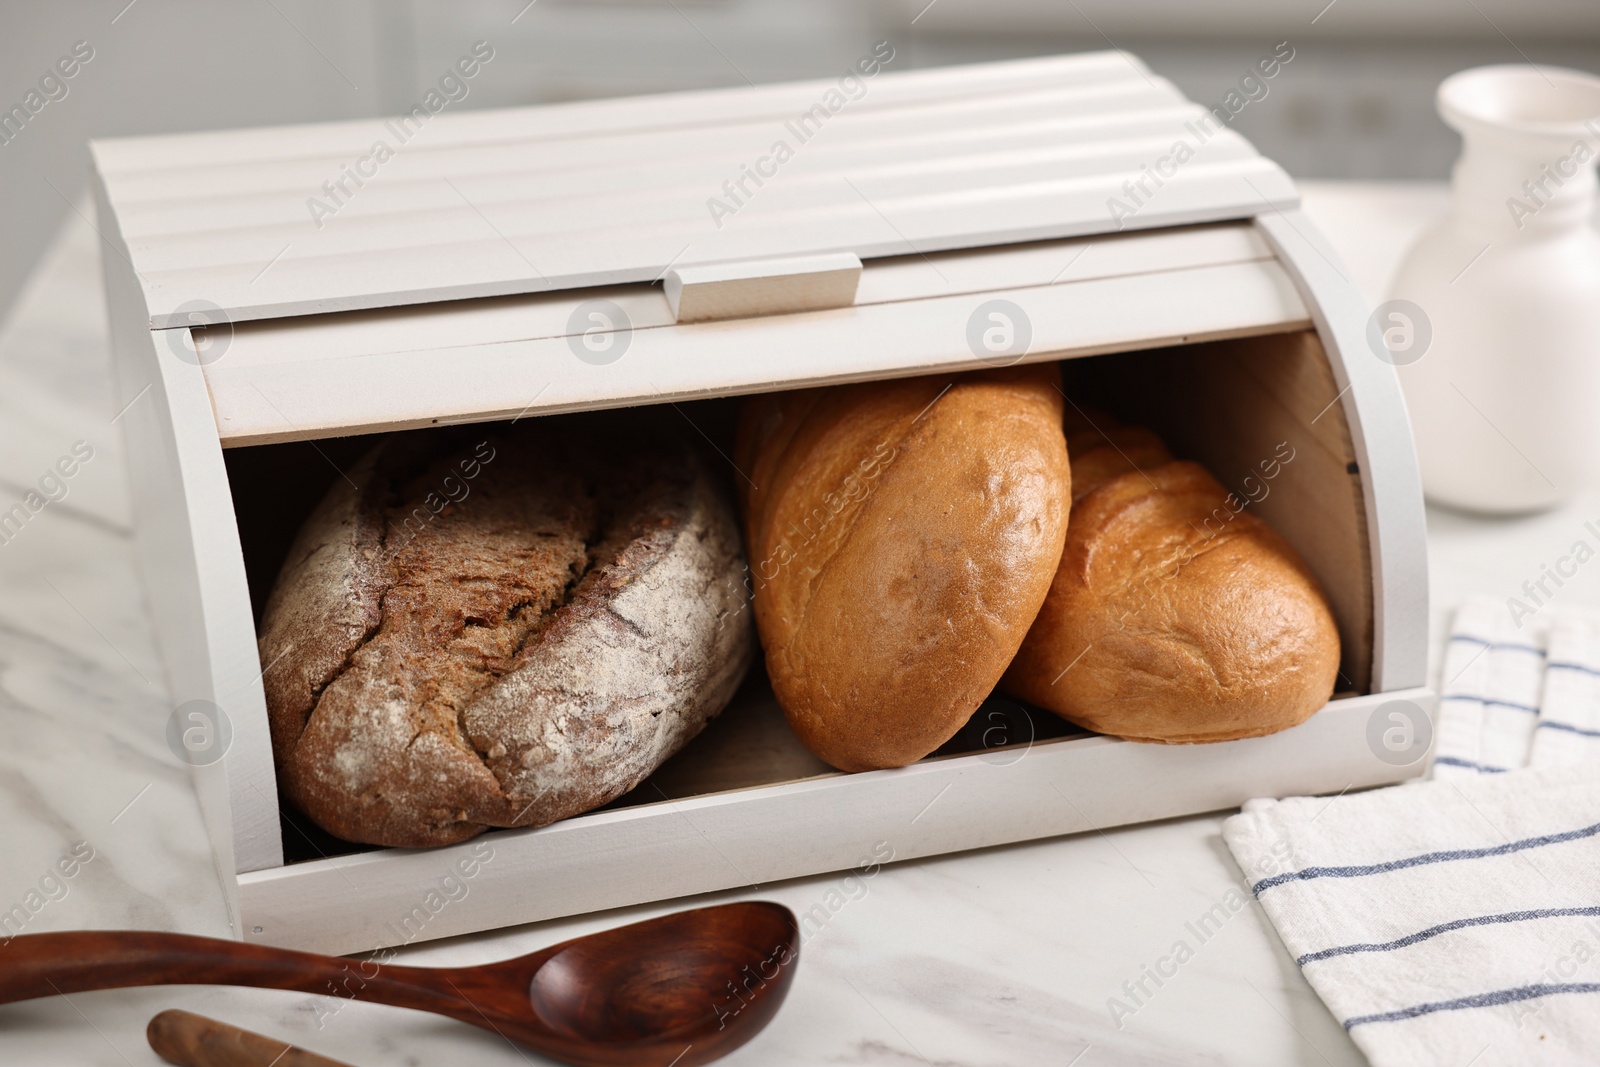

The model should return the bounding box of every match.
[0,931,477,1020]
[148,1010,354,1067]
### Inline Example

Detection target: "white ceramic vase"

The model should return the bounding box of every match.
[1390,64,1600,514]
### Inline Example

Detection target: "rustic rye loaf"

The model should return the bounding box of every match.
[259,424,754,848]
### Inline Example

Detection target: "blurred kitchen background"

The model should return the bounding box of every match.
[2,0,1599,323]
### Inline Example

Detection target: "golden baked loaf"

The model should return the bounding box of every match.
[734,365,1072,771]
[1003,412,1340,743]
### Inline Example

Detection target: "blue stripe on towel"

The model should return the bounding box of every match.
[1344,983,1600,1029]
[1299,906,1600,966]
[1449,634,1547,657]
[1537,721,1600,739]
[1439,694,1540,714]
[1252,818,1600,896]
[1430,756,1508,774]
[1547,660,1600,678]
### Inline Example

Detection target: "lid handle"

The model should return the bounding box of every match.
[664,252,862,324]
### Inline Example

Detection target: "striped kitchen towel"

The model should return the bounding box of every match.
[1224,765,1600,1066]
[1433,596,1546,777]
[1436,597,1600,777]
[1534,612,1600,767]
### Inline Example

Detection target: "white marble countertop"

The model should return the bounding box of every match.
[2,180,1595,1067]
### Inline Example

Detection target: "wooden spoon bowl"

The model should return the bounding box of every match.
[0,901,797,1067]
[526,904,795,1047]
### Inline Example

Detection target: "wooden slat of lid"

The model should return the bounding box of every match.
[204,257,1311,447]
[92,52,1148,170]
[115,130,1267,263]
[211,222,1274,369]
[196,226,1305,446]
[93,51,1296,328]
[108,93,1199,223]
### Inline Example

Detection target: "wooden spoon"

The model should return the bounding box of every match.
[0,901,797,1067]
[148,1009,355,1067]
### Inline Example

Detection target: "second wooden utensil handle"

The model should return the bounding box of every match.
[149,1010,353,1067]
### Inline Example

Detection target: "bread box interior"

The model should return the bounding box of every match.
[90,52,1431,954]
[226,322,1374,867]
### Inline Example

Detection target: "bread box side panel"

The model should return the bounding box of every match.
[1253,213,1429,693]
[92,164,285,887]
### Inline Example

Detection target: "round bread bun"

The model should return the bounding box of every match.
[259,424,754,848]
[1003,418,1340,743]
[734,364,1072,772]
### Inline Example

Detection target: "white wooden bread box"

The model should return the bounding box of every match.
[91,51,1432,955]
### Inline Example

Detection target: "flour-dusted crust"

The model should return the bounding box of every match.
[259,427,754,848]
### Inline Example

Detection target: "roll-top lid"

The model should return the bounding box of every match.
[91,50,1296,329]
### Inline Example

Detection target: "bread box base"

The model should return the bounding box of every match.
[241,683,1433,956]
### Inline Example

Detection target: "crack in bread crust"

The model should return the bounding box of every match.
[260,448,390,760]
[258,424,755,848]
